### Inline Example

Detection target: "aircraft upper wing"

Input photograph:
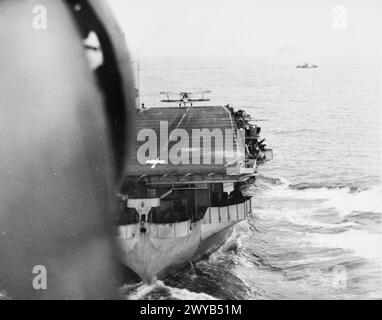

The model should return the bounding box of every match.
[160,98,211,102]
[188,98,211,102]
[190,90,212,94]
[160,99,183,102]
[159,91,179,95]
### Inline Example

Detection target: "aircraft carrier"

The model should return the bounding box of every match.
[116,92,272,283]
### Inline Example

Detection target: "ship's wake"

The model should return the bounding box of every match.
[121,175,382,299]
[122,280,217,300]
[230,175,382,299]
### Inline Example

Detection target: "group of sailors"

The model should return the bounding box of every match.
[150,206,206,223]
[212,192,241,207]
[246,137,266,161]
[116,198,207,225]
[225,105,267,161]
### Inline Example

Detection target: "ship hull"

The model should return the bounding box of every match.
[117,200,251,283]
[192,224,234,263]
[118,221,237,283]
[118,221,201,283]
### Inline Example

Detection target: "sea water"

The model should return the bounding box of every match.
[123,53,381,299]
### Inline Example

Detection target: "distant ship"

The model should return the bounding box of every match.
[296,63,318,68]
[116,91,272,283]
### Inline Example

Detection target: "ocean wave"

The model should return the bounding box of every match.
[344,211,382,225]
[256,174,291,186]
[289,182,360,191]
[121,176,381,300]
[123,280,217,300]
[311,229,382,261]
[257,175,382,216]
[323,186,382,216]
[0,290,11,300]
[162,284,217,300]
[249,176,382,266]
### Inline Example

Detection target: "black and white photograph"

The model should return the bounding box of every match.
[0,0,381,304]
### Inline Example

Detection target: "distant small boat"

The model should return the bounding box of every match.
[296,63,318,69]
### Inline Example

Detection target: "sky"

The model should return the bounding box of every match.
[107,0,381,57]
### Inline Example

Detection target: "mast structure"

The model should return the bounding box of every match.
[131,60,141,108]
[136,60,141,108]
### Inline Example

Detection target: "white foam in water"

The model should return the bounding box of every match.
[257,179,382,264]
[264,180,382,217]
[125,280,217,300]
[122,179,382,300]
[162,283,217,300]
[324,186,382,216]
[206,221,248,264]
[126,281,159,300]
[311,229,382,261]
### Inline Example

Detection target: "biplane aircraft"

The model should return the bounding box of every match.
[159,90,211,106]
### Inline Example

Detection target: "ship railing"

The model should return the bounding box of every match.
[117,219,193,240]
[203,198,252,224]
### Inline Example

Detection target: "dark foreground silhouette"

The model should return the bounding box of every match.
[0,0,136,299]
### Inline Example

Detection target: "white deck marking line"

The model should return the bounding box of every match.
[173,105,192,132]
[153,106,192,167]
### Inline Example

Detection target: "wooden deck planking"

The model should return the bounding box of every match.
[125,106,242,177]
